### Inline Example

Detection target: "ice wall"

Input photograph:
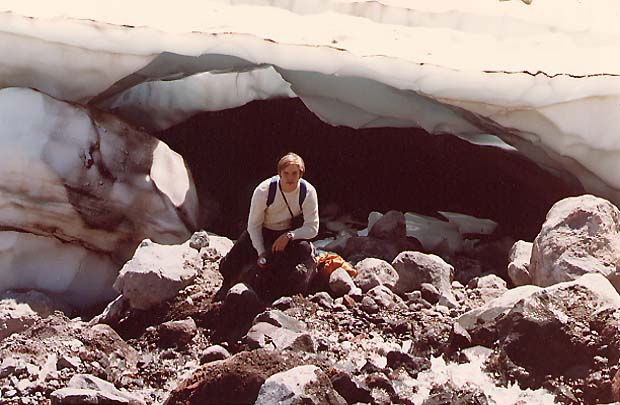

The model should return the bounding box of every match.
[0,0,618,305]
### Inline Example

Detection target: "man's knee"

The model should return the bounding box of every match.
[293,240,313,258]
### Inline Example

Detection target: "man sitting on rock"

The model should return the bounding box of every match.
[216,152,319,301]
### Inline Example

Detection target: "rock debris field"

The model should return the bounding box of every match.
[2,194,620,405]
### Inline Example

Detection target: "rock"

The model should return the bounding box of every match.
[255,365,347,405]
[422,382,493,405]
[200,235,234,262]
[495,273,620,381]
[164,350,295,405]
[272,296,293,310]
[253,310,306,331]
[330,372,373,404]
[329,268,357,297]
[88,295,128,327]
[243,322,316,352]
[113,240,200,310]
[0,357,27,379]
[458,285,541,345]
[611,367,620,402]
[420,283,440,304]
[63,374,144,404]
[50,388,133,405]
[446,322,472,352]
[83,323,140,378]
[437,291,460,309]
[200,345,231,364]
[386,351,431,378]
[360,296,380,314]
[530,194,620,291]
[367,285,407,310]
[0,299,39,342]
[354,258,399,292]
[189,230,210,251]
[219,283,263,339]
[309,291,334,308]
[368,210,406,241]
[467,274,509,304]
[348,287,363,301]
[392,251,456,306]
[57,354,81,370]
[467,274,507,290]
[157,318,197,347]
[507,240,533,286]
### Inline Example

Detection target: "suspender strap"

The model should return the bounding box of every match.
[266,176,278,206]
[298,179,307,207]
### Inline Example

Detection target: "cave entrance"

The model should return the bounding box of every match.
[157,98,580,242]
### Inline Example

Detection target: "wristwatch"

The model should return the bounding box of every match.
[286,231,294,240]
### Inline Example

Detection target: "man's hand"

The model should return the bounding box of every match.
[257,253,269,269]
[271,233,291,253]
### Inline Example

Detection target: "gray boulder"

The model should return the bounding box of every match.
[245,310,313,352]
[255,365,346,405]
[392,251,455,305]
[354,258,398,292]
[366,285,407,310]
[530,194,620,291]
[329,268,357,297]
[368,210,406,240]
[113,240,200,310]
[200,345,231,364]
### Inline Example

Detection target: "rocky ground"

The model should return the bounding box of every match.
[2,196,620,404]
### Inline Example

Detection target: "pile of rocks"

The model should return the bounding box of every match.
[1,194,620,404]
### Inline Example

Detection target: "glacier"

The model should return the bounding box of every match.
[0,0,619,307]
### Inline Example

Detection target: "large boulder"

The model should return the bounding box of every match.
[457,284,541,346]
[459,273,620,372]
[529,195,620,291]
[368,210,406,241]
[494,273,620,395]
[392,251,456,305]
[113,240,200,310]
[163,350,297,405]
[354,258,399,293]
[255,365,347,405]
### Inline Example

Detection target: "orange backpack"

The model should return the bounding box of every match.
[316,252,357,279]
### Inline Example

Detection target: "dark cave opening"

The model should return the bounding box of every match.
[157,97,582,242]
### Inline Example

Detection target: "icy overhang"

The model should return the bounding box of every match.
[1,0,620,203]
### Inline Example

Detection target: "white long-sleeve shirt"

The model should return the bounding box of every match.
[247,177,319,256]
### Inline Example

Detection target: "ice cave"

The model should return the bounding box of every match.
[0,0,618,307]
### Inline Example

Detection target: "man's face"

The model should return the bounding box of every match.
[279,164,302,190]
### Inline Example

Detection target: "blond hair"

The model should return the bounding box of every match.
[277,152,305,176]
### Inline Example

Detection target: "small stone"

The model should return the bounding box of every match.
[200,345,230,364]
[58,355,81,370]
[272,296,293,310]
[189,231,210,251]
